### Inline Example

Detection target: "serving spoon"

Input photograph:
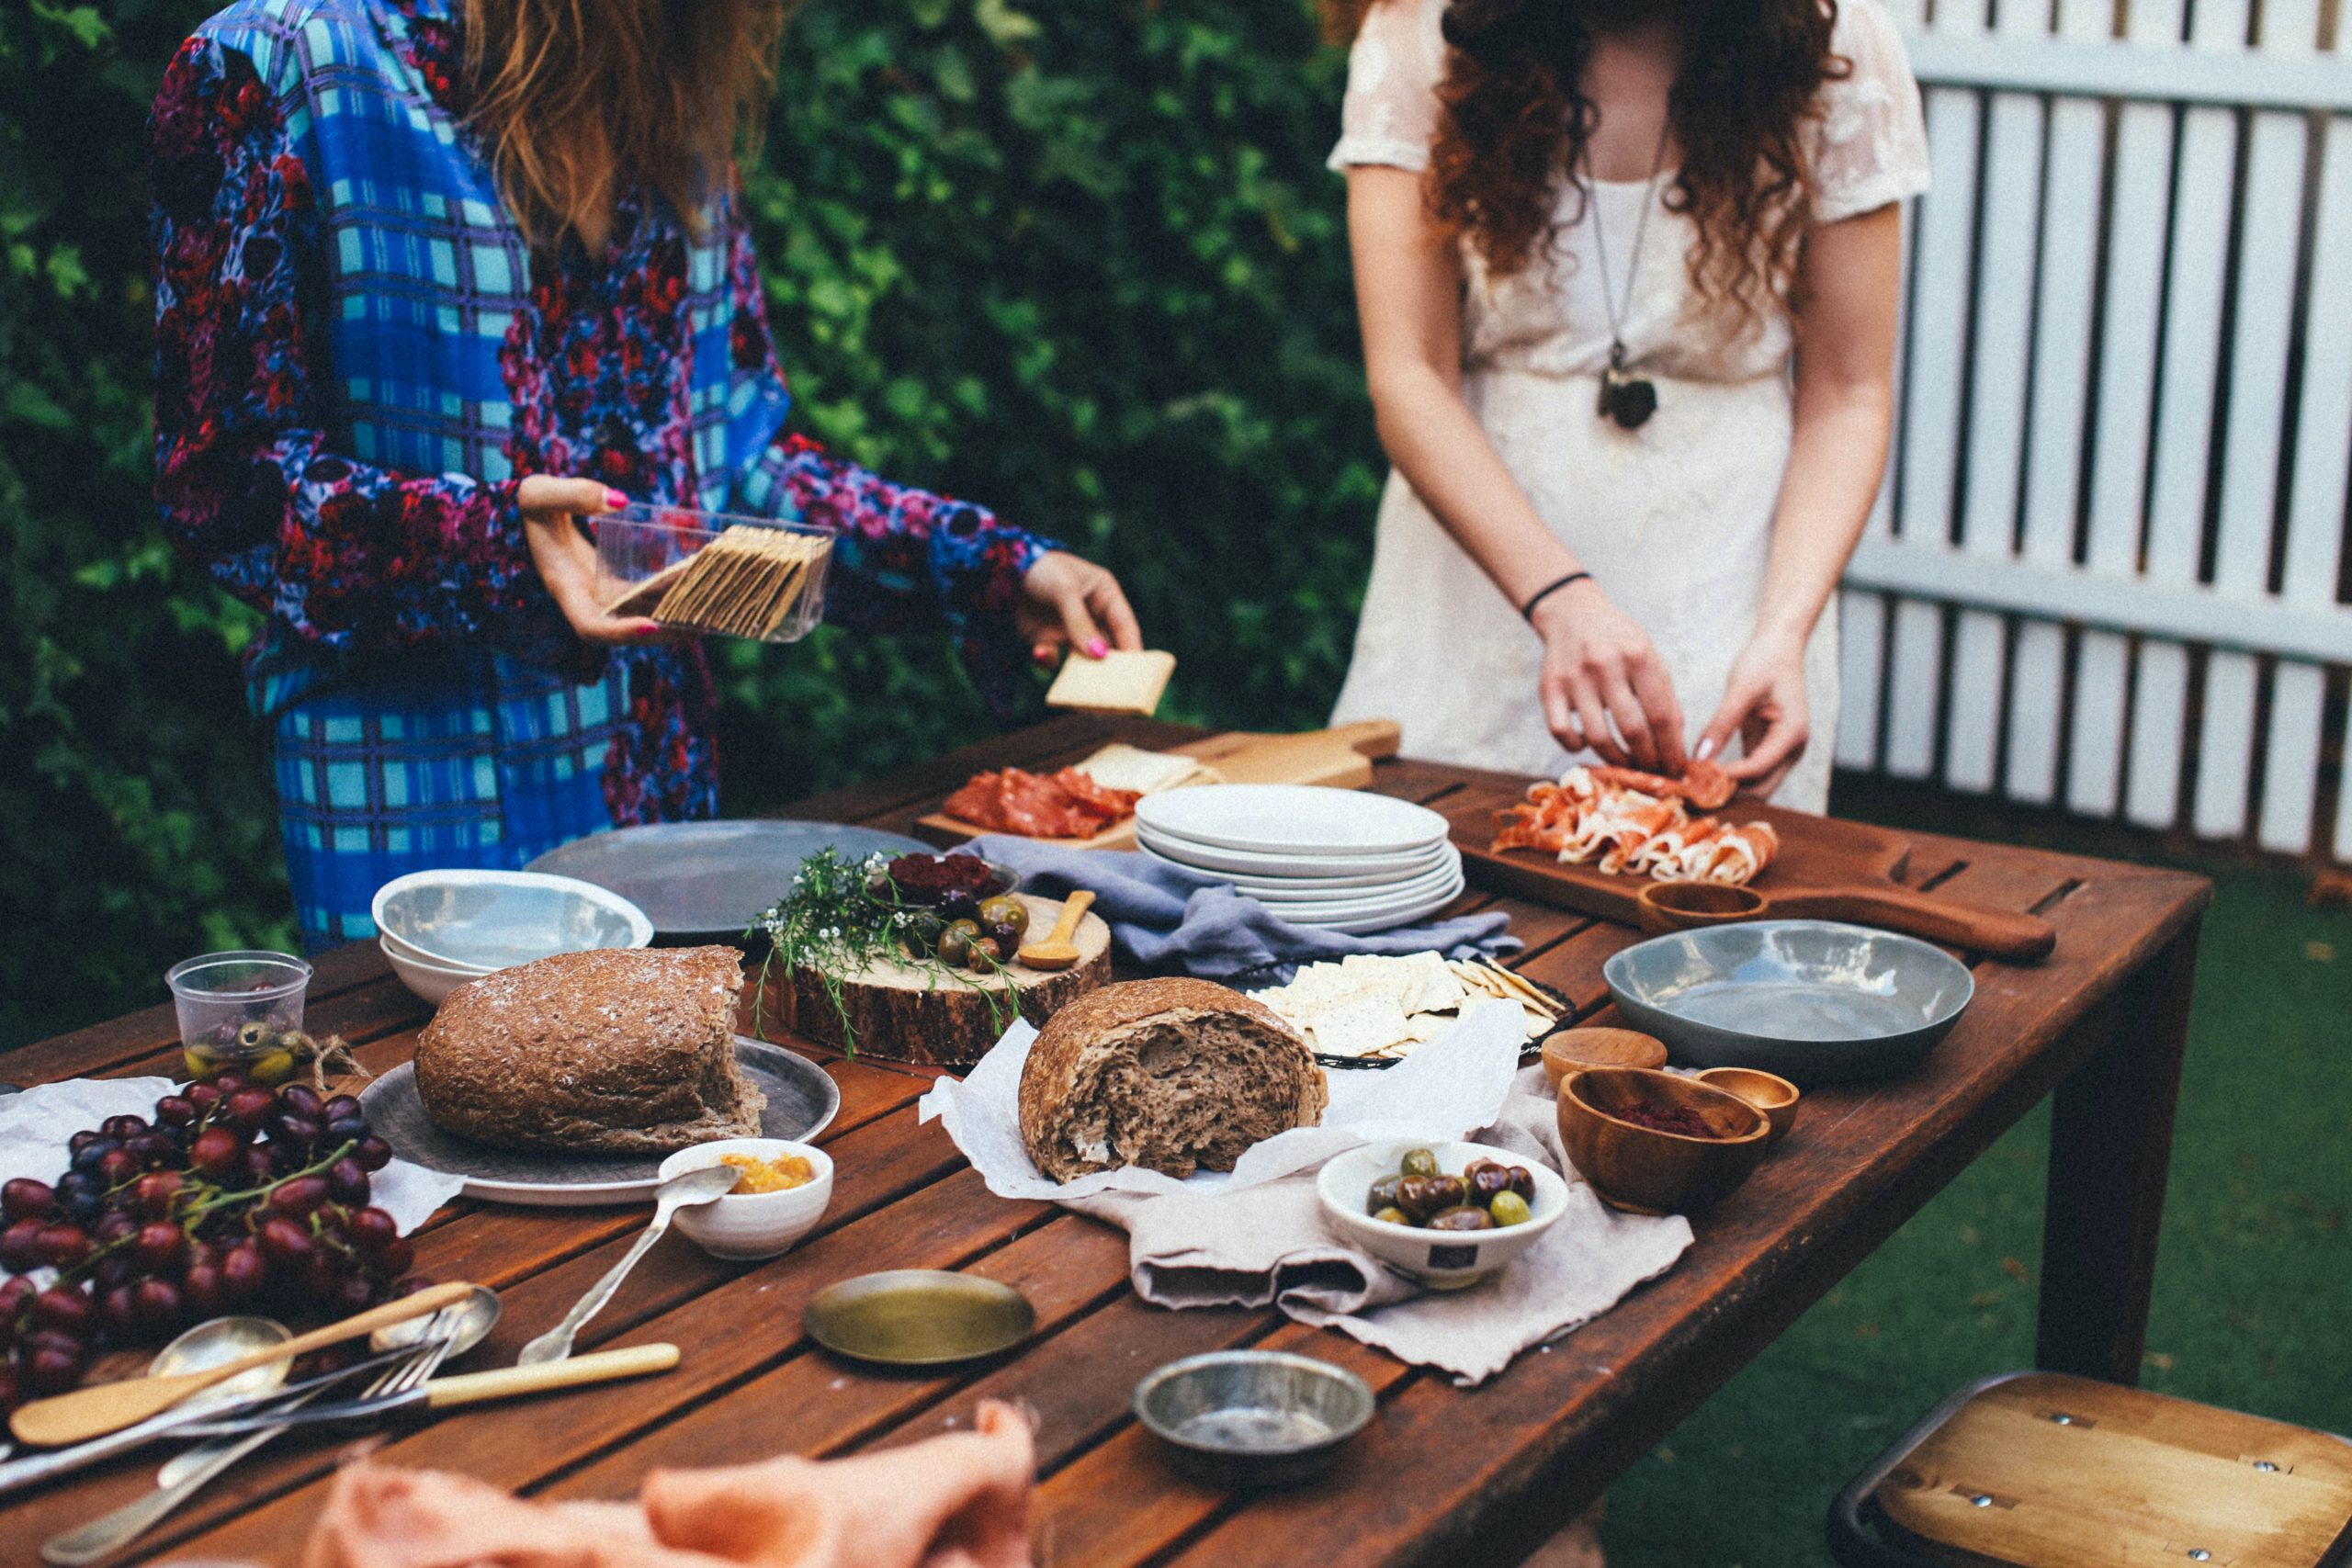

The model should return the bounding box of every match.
[518,1165,738,1365]
[1017,889,1095,971]
[8,1281,478,1449]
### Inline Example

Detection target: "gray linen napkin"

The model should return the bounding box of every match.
[967,835,1518,983]
[1065,1067,1693,1385]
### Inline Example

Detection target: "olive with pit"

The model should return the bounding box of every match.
[1365,1174,1403,1216]
[1426,1205,1495,1233]
[1487,1190,1533,1228]
[978,897,1029,941]
[1395,1174,1464,1224]
[900,911,944,958]
[1371,1206,1410,1226]
[937,919,981,966]
[967,934,1005,969]
[1462,1159,1513,1203]
[1397,1147,1440,1179]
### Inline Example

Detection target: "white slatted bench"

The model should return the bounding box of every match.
[1836,0,2352,858]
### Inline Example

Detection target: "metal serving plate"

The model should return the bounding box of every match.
[1602,920,1973,1085]
[803,1271,1035,1367]
[360,1037,839,1206]
[525,820,928,943]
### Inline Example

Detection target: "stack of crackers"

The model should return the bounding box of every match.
[1251,953,1565,1063]
[607,525,831,640]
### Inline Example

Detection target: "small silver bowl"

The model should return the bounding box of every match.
[1134,1350,1374,1488]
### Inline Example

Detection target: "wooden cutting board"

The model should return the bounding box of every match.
[1445,784,2056,962]
[914,720,1403,851]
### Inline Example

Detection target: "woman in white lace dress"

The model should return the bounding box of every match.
[1323,0,1929,808]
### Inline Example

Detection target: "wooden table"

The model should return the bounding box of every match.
[2,715,2210,1568]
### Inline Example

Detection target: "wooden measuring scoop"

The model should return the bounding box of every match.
[1016,890,1097,971]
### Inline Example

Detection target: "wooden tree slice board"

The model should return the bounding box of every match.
[1445,784,2056,962]
[915,720,1402,852]
[760,895,1112,1067]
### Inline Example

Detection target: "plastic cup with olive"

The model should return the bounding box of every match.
[1315,1140,1568,1289]
[165,951,315,1083]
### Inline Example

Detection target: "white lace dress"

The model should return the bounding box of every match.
[1325,0,1929,808]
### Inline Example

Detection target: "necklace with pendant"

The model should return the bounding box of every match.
[1588,120,1672,431]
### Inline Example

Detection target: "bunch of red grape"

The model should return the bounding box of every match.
[0,1077,420,1413]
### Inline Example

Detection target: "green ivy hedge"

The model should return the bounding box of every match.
[0,0,1379,1045]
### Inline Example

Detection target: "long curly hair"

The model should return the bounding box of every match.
[1324,0,1843,321]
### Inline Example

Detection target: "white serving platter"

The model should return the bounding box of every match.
[1134,825,1453,881]
[1135,784,1451,857]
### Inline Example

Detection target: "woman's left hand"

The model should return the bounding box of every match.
[1695,631,1811,800]
[1017,551,1144,666]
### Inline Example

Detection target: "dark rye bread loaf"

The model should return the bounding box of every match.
[414,946,764,1155]
[1017,977,1328,1182]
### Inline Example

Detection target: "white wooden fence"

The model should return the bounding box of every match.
[1835,0,2352,858]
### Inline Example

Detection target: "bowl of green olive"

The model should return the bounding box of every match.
[1315,1140,1568,1290]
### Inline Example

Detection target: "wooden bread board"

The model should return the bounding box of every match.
[915,719,1403,852]
[1445,784,2057,962]
[758,894,1111,1067]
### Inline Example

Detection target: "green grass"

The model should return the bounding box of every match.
[1600,780,2352,1567]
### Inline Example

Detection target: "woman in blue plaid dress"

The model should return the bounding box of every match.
[148,0,1140,949]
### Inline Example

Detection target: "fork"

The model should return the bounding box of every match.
[40,1323,460,1567]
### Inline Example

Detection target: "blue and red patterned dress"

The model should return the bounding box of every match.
[150,0,1051,948]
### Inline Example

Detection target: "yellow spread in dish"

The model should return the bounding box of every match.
[719,1151,816,1194]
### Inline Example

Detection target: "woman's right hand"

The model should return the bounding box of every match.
[516,476,663,645]
[1531,579,1687,773]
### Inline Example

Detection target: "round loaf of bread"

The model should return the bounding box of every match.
[414,946,764,1154]
[1017,977,1328,1182]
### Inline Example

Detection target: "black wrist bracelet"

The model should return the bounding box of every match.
[1520,570,1592,623]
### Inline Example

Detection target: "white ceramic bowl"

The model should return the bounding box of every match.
[657,1138,835,1261]
[1315,1140,1566,1290]
[370,868,652,972]
[379,937,490,1007]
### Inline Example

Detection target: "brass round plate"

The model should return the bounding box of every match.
[803,1270,1035,1367]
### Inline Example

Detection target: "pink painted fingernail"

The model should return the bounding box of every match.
[605,488,629,511]
[1694,737,1718,761]
[636,624,662,639]
[1085,638,1109,659]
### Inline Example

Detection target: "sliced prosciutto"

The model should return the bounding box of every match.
[1488,765,1774,887]
[943,766,1143,840]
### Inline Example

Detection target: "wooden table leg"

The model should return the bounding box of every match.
[2035,920,2200,1382]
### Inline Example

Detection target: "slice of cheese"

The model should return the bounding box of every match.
[1072,742,1222,796]
[1046,649,1176,715]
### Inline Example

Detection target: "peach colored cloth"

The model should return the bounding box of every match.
[300,1402,1035,1568]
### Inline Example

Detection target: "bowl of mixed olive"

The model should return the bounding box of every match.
[866,852,1029,970]
[1314,1140,1568,1289]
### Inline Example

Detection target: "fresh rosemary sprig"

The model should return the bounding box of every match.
[747,848,1014,1055]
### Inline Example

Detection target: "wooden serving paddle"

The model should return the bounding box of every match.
[9,1280,479,1448]
[1016,891,1097,971]
[1450,793,2057,962]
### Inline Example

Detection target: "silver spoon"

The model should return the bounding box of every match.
[40,1293,498,1568]
[518,1165,738,1365]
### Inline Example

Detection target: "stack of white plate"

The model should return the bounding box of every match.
[1134,784,1464,934]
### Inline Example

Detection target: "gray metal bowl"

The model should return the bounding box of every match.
[1602,920,1973,1085]
[1134,1350,1374,1488]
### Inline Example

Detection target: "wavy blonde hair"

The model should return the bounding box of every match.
[462,0,791,251]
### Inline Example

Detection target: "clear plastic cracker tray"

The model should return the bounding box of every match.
[594,503,831,644]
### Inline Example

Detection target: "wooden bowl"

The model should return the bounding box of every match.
[1555,1067,1770,1215]
[1693,1066,1802,1151]
[1540,1027,1668,1089]
[1635,881,1766,937]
